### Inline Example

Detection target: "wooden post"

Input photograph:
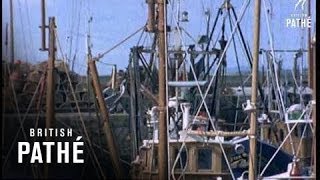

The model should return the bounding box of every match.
[249,0,261,179]
[46,17,56,132]
[45,17,56,178]
[88,58,124,179]
[157,0,169,179]
[307,0,313,88]
[129,47,138,160]
[311,35,316,178]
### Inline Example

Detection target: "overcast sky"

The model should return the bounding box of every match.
[2,0,316,75]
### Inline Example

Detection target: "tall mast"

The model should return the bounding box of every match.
[86,17,124,179]
[46,17,56,141]
[249,0,261,179]
[311,31,316,178]
[307,0,313,88]
[157,0,169,179]
[308,1,315,176]
[9,0,14,64]
[44,17,56,178]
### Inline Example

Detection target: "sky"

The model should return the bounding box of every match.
[2,0,316,76]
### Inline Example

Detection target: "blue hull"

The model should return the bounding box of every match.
[232,139,293,178]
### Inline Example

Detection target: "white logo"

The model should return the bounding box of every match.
[285,0,311,28]
[295,0,307,10]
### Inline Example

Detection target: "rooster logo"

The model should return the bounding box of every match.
[295,0,307,10]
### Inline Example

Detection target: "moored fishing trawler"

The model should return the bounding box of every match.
[2,0,316,179]
[127,0,316,179]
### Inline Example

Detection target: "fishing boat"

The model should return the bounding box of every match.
[1,0,316,179]
[126,0,316,179]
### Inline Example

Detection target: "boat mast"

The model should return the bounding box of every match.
[9,0,14,64]
[38,0,56,145]
[249,0,261,179]
[157,0,169,179]
[39,0,55,177]
[45,17,57,178]
[311,30,316,178]
[307,0,313,88]
[86,18,124,178]
[308,1,315,176]
[45,17,56,141]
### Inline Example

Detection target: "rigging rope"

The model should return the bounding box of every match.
[2,64,43,176]
[17,0,29,63]
[228,10,247,98]
[55,28,106,179]
[71,0,83,72]
[259,103,312,177]
[166,0,252,179]
[164,1,172,179]
[262,0,296,155]
[94,26,145,61]
[24,0,37,61]
[262,0,286,116]
[56,119,132,166]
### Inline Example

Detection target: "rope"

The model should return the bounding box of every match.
[2,65,43,176]
[262,0,286,114]
[17,0,29,63]
[164,2,172,179]
[31,75,47,178]
[171,139,188,180]
[262,0,296,155]
[167,1,188,179]
[291,66,300,90]
[71,0,83,72]
[136,28,146,46]
[180,28,197,44]
[228,10,247,98]
[55,28,106,179]
[56,119,132,166]
[24,0,37,61]
[94,26,145,61]
[259,104,312,177]
[167,0,252,179]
